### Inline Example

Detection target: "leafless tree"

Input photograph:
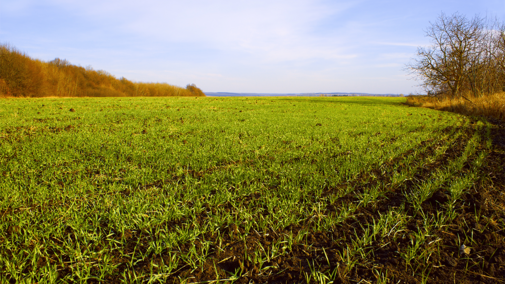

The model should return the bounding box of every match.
[490,22,505,91]
[408,13,504,98]
[490,23,505,71]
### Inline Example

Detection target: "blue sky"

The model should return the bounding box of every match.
[1,0,504,94]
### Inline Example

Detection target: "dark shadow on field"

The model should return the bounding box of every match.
[272,97,406,107]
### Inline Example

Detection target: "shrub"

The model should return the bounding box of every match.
[186,84,206,96]
[0,79,11,97]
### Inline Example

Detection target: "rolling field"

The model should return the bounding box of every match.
[1,97,504,283]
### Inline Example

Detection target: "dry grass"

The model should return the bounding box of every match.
[406,92,505,122]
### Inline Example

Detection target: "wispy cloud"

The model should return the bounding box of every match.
[373,63,404,68]
[373,42,427,48]
[58,0,362,64]
[378,53,413,60]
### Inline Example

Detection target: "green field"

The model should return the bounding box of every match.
[1,97,503,283]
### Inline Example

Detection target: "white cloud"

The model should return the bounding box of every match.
[373,41,426,48]
[373,63,403,68]
[378,53,413,60]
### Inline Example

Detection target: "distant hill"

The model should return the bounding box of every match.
[205,92,401,97]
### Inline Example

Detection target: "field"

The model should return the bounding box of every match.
[1,96,504,283]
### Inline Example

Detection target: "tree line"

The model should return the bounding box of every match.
[408,13,505,99]
[0,44,205,98]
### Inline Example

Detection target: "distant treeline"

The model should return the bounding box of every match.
[0,44,205,98]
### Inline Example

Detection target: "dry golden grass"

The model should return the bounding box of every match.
[406,93,505,122]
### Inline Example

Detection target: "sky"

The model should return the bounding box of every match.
[1,0,504,94]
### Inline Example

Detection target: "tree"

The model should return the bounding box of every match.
[408,13,505,98]
[0,44,44,97]
[490,23,505,91]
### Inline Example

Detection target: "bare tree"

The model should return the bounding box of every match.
[490,22,505,91]
[408,13,489,98]
[490,23,505,70]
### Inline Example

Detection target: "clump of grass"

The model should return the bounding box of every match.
[406,93,505,122]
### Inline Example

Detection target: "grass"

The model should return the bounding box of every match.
[0,96,503,283]
[406,92,505,123]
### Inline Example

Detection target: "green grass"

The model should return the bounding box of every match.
[0,96,495,283]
